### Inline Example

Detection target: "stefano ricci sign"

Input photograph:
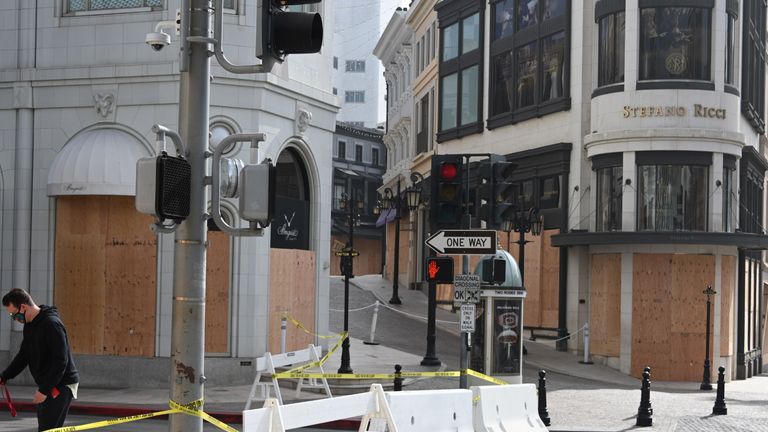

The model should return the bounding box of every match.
[622,104,726,120]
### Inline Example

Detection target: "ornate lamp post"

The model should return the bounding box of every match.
[383,181,403,304]
[509,207,543,285]
[700,285,717,390]
[337,191,363,374]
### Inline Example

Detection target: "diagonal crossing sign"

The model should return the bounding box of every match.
[425,229,496,255]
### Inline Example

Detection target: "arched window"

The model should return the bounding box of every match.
[271,148,311,250]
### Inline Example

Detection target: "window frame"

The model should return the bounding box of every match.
[337,140,346,159]
[65,0,163,13]
[344,91,365,103]
[636,0,715,91]
[592,153,624,232]
[355,145,363,163]
[436,0,485,143]
[724,1,739,93]
[486,0,572,130]
[345,60,366,73]
[635,151,711,232]
[741,0,765,133]
[594,0,626,96]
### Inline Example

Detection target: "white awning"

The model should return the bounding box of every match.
[47,128,151,196]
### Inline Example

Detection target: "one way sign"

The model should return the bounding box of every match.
[425,230,496,255]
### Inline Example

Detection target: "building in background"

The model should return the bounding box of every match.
[330,122,387,276]
[332,0,406,128]
[0,0,337,387]
[376,0,767,381]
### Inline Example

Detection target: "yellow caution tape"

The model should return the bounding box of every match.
[465,369,509,386]
[277,331,348,376]
[45,399,237,432]
[275,371,461,380]
[282,313,343,340]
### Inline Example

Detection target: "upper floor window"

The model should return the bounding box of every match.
[436,0,485,142]
[723,156,736,232]
[355,145,363,162]
[333,57,338,69]
[67,0,161,12]
[346,60,366,72]
[742,0,765,133]
[639,3,712,83]
[372,148,380,166]
[636,152,710,232]
[345,91,365,103]
[337,141,346,159]
[593,153,623,231]
[488,0,570,129]
[724,2,738,87]
[595,0,625,89]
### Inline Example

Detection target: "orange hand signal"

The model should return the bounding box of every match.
[428,260,439,279]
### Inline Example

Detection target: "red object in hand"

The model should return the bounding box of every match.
[51,387,60,399]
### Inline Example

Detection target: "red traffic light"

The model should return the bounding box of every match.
[439,162,458,181]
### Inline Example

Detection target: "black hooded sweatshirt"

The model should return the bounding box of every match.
[1,306,79,396]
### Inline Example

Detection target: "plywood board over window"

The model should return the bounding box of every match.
[590,254,621,357]
[206,231,231,354]
[54,196,157,357]
[632,254,715,381]
[268,249,316,353]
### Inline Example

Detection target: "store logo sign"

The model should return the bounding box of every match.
[622,104,726,120]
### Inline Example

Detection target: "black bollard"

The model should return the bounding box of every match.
[393,364,403,392]
[537,370,551,426]
[636,367,653,427]
[712,366,727,415]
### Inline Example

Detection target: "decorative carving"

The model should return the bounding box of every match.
[295,108,312,137]
[94,93,115,118]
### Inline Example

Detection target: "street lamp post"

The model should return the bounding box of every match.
[338,191,362,374]
[509,207,543,286]
[700,285,717,390]
[384,180,403,304]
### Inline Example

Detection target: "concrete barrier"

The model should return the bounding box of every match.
[386,389,474,432]
[472,384,549,431]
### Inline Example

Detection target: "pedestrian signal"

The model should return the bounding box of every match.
[425,257,454,284]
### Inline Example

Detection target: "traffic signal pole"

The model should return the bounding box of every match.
[170,1,209,430]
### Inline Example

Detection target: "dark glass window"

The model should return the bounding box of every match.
[723,165,735,232]
[436,0,484,142]
[596,166,623,231]
[355,145,363,163]
[538,176,560,209]
[725,11,736,86]
[372,148,380,166]
[516,43,537,109]
[337,141,346,159]
[742,0,765,133]
[598,11,625,87]
[637,165,708,231]
[488,0,570,128]
[639,7,711,81]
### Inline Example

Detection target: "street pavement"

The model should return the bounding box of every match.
[0,273,766,431]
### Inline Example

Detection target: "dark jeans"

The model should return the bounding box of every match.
[37,386,73,432]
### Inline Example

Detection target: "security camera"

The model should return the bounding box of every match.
[145,31,171,51]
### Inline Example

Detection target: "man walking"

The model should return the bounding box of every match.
[1,288,79,431]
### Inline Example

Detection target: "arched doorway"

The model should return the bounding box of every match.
[268,146,316,352]
[49,128,157,357]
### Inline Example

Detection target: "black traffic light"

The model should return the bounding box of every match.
[430,155,464,230]
[258,0,323,63]
[479,157,517,229]
[425,257,454,284]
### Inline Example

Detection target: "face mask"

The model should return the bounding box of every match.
[10,308,25,324]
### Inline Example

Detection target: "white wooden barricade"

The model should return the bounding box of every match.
[245,344,331,409]
[385,389,474,432]
[471,384,549,431]
[243,384,397,432]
